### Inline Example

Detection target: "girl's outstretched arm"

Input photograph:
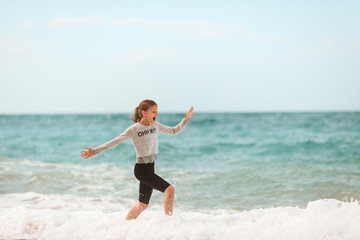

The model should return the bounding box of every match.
[81,125,134,159]
[80,147,95,159]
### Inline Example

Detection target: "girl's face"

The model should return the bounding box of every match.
[142,105,158,124]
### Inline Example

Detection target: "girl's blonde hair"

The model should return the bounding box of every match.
[133,99,157,123]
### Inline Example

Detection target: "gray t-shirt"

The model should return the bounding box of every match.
[93,117,188,163]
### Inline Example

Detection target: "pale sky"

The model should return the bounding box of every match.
[1,0,359,114]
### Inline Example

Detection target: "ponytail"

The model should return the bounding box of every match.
[132,99,157,123]
[133,106,142,123]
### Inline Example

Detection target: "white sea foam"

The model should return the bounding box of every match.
[0,193,359,240]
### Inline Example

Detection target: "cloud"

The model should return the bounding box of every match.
[47,16,106,27]
[18,21,34,30]
[108,46,180,61]
[47,16,244,39]
[46,16,283,42]
[0,36,63,55]
[112,18,246,40]
[238,32,286,43]
[318,37,360,54]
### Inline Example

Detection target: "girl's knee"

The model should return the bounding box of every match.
[165,185,175,196]
[138,202,148,210]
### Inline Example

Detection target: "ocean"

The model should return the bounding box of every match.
[0,112,360,239]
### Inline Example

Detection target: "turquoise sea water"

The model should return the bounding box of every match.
[1,112,360,239]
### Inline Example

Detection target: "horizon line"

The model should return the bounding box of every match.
[1,109,360,115]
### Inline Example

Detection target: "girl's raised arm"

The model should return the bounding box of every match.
[185,106,194,121]
[158,106,194,136]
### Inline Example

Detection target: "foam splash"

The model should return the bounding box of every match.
[0,195,359,240]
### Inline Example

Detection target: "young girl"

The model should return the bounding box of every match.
[80,100,194,220]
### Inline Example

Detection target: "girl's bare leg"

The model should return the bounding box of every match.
[164,186,175,216]
[126,202,148,220]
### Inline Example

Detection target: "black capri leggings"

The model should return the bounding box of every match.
[134,162,171,204]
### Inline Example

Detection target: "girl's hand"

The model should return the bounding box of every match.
[185,106,194,121]
[80,147,95,159]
